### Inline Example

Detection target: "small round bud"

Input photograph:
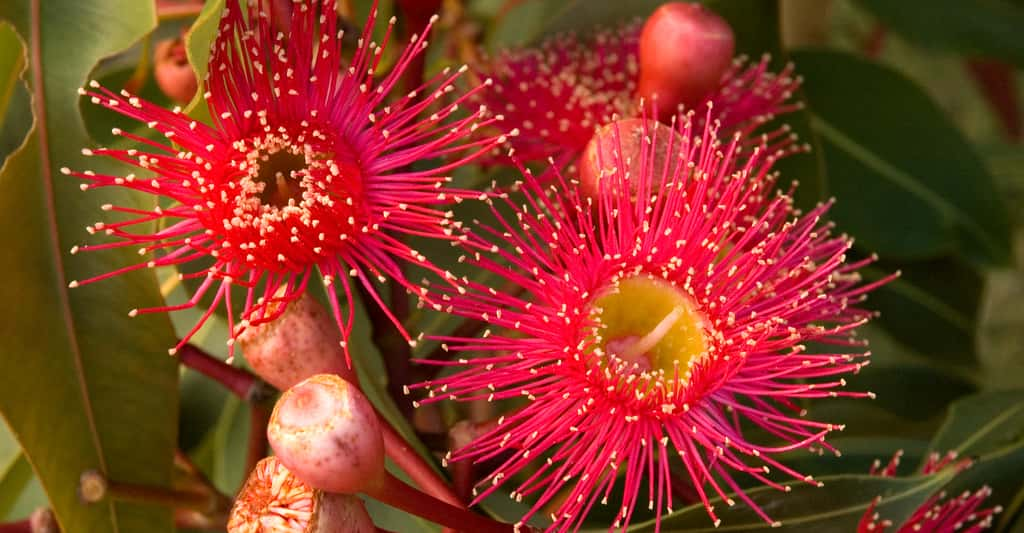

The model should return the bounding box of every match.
[268,374,385,494]
[238,291,356,390]
[30,508,58,533]
[154,37,198,105]
[637,2,735,122]
[229,456,375,533]
[579,118,684,200]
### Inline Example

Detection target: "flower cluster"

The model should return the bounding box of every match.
[71,1,896,532]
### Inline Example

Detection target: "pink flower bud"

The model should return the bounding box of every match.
[229,456,375,533]
[238,291,356,391]
[578,118,684,201]
[153,37,198,105]
[267,374,385,494]
[637,3,735,122]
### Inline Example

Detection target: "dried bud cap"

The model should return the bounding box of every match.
[229,456,375,533]
[579,118,684,200]
[154,37,198,105]
[637,2,734,122]
[268,374,385,494]
[238,290,356,390]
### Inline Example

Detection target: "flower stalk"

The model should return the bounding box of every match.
[365,472,515,533]
[177,343,274,404]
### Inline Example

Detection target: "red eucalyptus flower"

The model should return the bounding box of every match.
[414,115,891,531]
[475,18,800,168]
[859,451,1001,533]
[66,0,503,355]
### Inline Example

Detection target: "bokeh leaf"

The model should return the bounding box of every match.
[0,2,178,532]
[792,49,1011,266]
[855,0,1024,68]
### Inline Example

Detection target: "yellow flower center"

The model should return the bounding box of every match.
[591,275,708,379]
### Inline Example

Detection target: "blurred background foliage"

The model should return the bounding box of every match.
[0,0,1023,531]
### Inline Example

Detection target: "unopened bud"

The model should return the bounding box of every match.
[637,3,735,122]
[579,118,684,201]
[154,37,198,105]
[239,291,356,390]
[268,374,385,494]
[229,456,375,533]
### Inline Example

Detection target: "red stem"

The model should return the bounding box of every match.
[177,343,272,403]
[245,405,271,476]
[0,520,30,533]
[380,422,462,508]
[156,0,203,20]
[365,473,514,533]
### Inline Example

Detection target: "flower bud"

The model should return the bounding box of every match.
[229,456,375,533]
[579,118,684,200]
[30,508,58,533]
[637,2,734,122]
[268,374,385,494]
[154,37,198,105]
[238,290,356,391]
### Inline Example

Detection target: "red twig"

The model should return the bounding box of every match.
[967,58,1022,141]
[246,405,271,476]
[380,423,462,508]
[365,473,515,533]
[862,24,887,59]
[176,343,274,403]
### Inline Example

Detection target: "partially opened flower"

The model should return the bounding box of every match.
[859,451,1001,533]
[475,23,641,166]
[475,3,801,168]
[414,115,892,531]
[66,0,502,355]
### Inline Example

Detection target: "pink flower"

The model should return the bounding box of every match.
[475,22,800,168]
[859,451,1001,533]
[67,0,501,355]
[414,115,891,531]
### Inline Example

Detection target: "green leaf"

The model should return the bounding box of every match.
[978,269,1024,390]
[855,0,1024,69]
[0,2,179,532]
[793,49,1011,266]
[182,0,223,122]
[927,390,1024,458]
[863,257,983,367]
[190,395,250,494]
[0,22,30,167]
[0,22,25,123]
[622,471,955,532]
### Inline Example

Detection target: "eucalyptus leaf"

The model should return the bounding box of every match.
[927,390,1024,458]
[862,257,983,368]
[855,0,1024,69]
[793,49,1011,266]
[0,2,178,532]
